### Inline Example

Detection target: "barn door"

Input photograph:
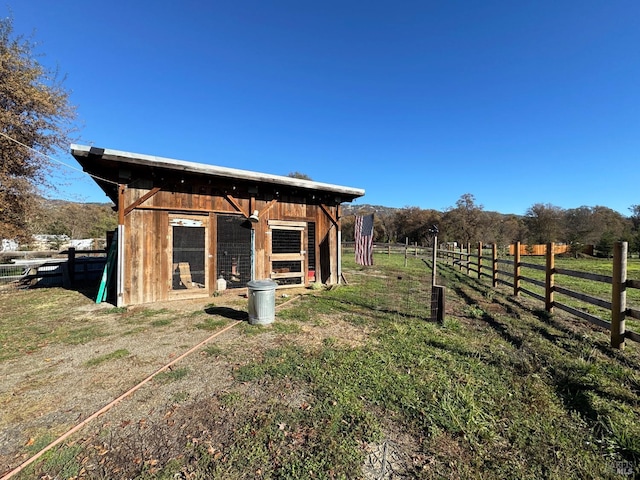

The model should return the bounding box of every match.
[268,220,307,287]
[169,215,209,297]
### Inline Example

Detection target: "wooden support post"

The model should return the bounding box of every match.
[477,242,482,279]
[388,243,391,256]
[492,243,498,287]
[611,241,627,349]
[117,184,126,307]
[67,247,76,286]
[514,241,521,296]
[466,243,471,276]
[431,233,438,287]
[118,184,126,226]
[404,237,408,267]
[431,285,445,324]
[545,242,555,313]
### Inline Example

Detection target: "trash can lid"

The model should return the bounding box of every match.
[247,279,278,290]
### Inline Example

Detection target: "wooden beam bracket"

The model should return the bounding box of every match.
[258,198,278,218]
[224,194,249,218]
[320,204,338,227]
[124,186,163,216]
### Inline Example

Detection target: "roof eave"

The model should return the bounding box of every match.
[71,144,365,200]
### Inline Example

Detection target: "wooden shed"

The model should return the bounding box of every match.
[71,145,364,306]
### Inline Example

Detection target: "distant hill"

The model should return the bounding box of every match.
[341,204,398,216]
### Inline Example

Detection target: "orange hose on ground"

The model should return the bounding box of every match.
[1,320,240,480]
[1,292,303,479]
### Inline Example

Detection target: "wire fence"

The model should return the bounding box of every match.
[0,250,106,290]
[341,244,443,323]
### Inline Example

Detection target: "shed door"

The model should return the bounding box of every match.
[268,220,307,287]
[169,215,209,297]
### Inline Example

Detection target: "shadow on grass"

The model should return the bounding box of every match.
[205,306,248,321]
[440,263,640,463]
[450,280,524,350]
[330,296,436,323]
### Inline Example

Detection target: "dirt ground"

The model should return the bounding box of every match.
[0,287,382,477]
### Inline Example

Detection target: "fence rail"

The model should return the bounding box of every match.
[438,241,639,349]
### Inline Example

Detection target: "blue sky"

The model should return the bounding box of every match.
[6,1,640,216]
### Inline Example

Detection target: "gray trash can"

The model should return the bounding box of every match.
[247,279,277,325]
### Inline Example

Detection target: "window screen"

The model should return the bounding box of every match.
[216,215,251,288]
[272,229,301,253]
[172,226,205,290]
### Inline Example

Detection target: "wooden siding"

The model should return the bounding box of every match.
[122,186,342,305]
[124,208,169,305]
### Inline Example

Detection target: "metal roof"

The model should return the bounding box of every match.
[71,144,365,201]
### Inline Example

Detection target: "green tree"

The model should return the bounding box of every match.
[393,206,441,246]
[441,193,485,245]
[629,205,640,231]
[287,172,313,180]
[0,17,76,241]
[596,231,616,258]
[524,203,564,244]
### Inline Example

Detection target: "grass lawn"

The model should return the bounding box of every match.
[3,253,640,479]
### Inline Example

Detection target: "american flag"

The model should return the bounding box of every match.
[355,214,374,266]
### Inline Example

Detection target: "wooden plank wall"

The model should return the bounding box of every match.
[509,244,570,256]
[124,208,168,305]
[123,187,342,305]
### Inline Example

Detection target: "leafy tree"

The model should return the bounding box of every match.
[340,215,355,242]
[524,203,564,244]
[590,206,630,244]
[376,210,397,243]
[596,231,616,258]
[0,17,76,241]
[441,193,485,245]
[629,205,640,231]
[393,207,441,246]
[562,206,631,256]
[287,172,313,180]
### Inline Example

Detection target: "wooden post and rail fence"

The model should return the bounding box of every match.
[343,240,639,349]
[438,241,639,350]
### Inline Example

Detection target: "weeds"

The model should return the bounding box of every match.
[202,345,223,356]
[84,348,130,367]
[154,367,189,384]
[150,318,172,327]
[195,318,228,330]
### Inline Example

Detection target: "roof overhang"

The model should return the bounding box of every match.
[71,145,365,205]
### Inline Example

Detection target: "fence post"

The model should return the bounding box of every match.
[404,237,408,267]
[611,241,627,349]
[492,243,498,287]
[68,247,76,286]
[466,243,470,275]
[545,242,554,313]
[431,233,438,287]
[387,243,390,256]
[514,242,520,296]
[477,242,482,279]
